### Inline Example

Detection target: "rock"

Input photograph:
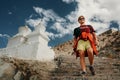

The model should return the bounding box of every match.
[0,59,16,80]
[14,71,24,80]
[30,75,38,80]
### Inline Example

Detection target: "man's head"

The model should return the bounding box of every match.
[78,16,85,25]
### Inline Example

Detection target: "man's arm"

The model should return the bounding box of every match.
[92,32,98,46]
[89,25,98,46]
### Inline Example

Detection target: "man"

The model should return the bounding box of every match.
[73,15,98,75]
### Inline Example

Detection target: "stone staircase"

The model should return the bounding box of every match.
[51,54,120,80]
[0,53,120,80]
[51,30,120,80]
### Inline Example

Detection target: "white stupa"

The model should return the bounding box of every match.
[0,23,55,61]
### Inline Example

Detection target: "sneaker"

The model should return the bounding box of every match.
[89,66,95,75]
[81,71,87,75]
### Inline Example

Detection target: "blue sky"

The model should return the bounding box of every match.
[0,0,120,48]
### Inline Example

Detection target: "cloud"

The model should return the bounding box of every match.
[0,34,10,38]
[26,7,68,39]
[26,0,120,40]
[26,18,42,27]
[97,0,120,21]
[26,7,66,27]
[8,12,12,15]
[62,0,75,4]
[8,10,12,15]
[74,0,120,31]
[33,7,66,22]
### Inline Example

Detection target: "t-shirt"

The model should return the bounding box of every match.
[80,25,95,33]
[73,25,95,39]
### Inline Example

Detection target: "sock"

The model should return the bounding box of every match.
[83,70,86,72]
[90,65,93,67]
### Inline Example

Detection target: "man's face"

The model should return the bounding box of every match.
[78,17,85,24]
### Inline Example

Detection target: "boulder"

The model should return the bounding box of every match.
[0,59,16,80]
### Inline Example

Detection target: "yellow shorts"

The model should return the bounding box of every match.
[77,40,91,51]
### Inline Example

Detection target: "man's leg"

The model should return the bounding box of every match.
[78,50,86,72]
[77,40,87,74]
[87,48,95,75]
[87,48,94,65]
[86,40,95,75]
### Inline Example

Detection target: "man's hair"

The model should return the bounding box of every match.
[78,15,85,21]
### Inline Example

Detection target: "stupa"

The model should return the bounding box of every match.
[0,23,55,61]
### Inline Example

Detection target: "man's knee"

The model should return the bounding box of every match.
[78,50,85,57]
[87,48,93,54]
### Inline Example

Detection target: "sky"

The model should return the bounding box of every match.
[0,0,120,48]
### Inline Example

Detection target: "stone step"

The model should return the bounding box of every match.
[52,55,120,80]
[51,76,120,80]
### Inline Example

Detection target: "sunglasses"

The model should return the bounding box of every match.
[79,18,85,20]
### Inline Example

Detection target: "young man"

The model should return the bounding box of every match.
[73,16,98,75]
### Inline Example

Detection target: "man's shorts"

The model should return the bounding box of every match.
[77,40,91,51]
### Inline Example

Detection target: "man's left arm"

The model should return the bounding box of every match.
[89,25,99,46]
[92,32,99,46]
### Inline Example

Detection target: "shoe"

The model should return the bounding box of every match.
[89,66,95,75]
[81,71,87,75]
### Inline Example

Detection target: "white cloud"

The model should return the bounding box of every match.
[26,18,42,27]
[26,0,120,40]
[26,7,68,39]
[33,7,66,22]
[96,0,120,21]
[51,22,64,33]
[75,0,120,31]
[8,12,12,15]
[62,0,75,4]
[0,34,10,38]
[26,7,66,27]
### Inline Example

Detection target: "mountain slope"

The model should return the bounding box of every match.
[97,29,120,58]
